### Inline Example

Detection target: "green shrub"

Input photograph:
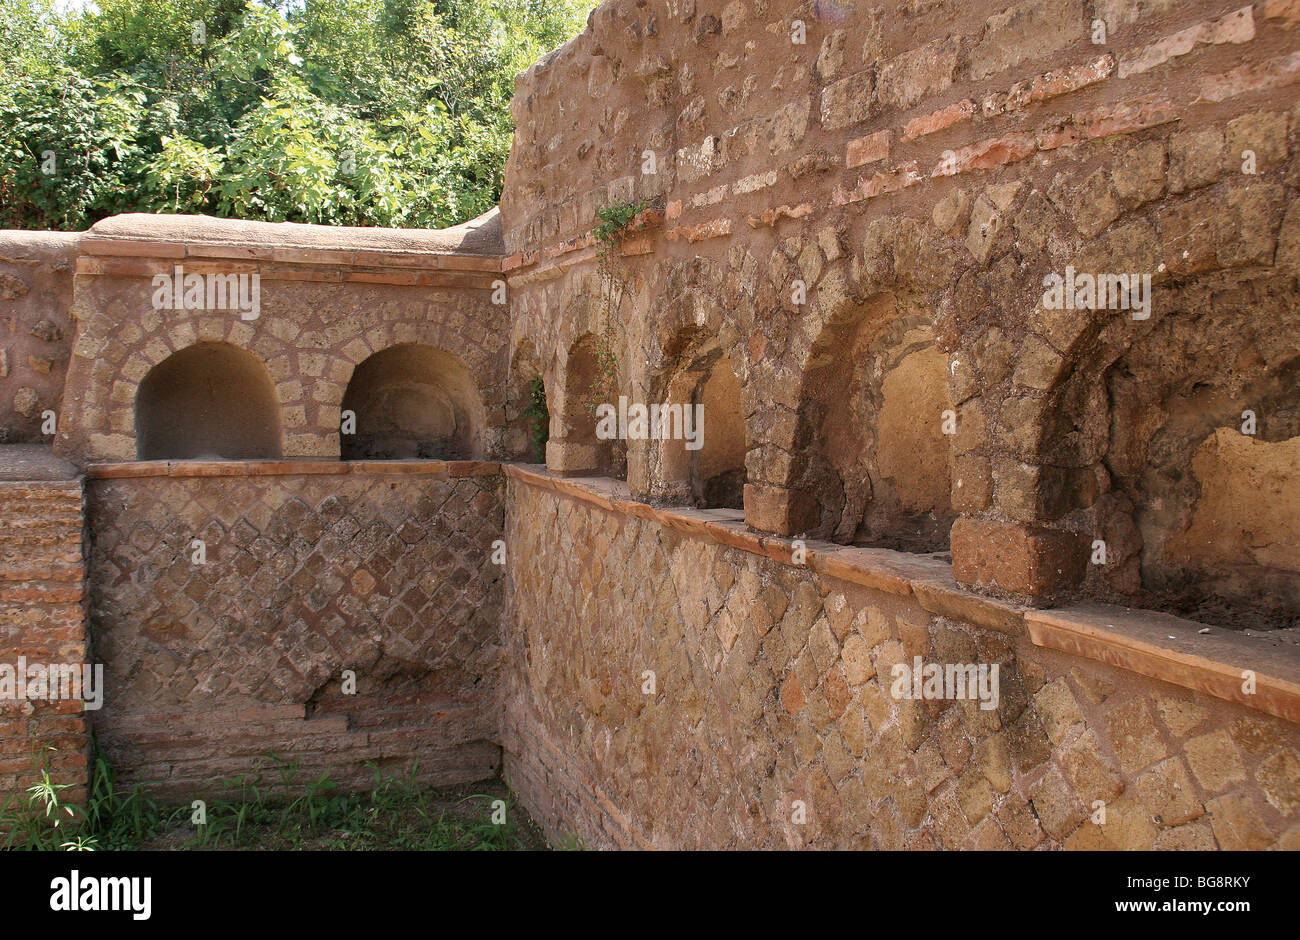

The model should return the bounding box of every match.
[0,0,598,231]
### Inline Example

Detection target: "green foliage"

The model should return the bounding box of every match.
[0,746,88,850]
[0,0,67,87]
[2,745,539,851]
[594,198,648,251]
[519,375,549,462]
[0,0,598,230]
[82,748,172,849]
[0,69,147,229]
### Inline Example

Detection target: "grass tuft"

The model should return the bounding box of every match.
[1,743,547,851]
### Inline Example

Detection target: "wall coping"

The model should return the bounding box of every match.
[503,464,1300,727]
[80,210,504,274]
[74,253,502,286]
[86,459,502,480]
[74,214,506,285]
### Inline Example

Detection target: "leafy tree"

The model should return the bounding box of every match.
[0,69,146,229]
[0,0,596,230]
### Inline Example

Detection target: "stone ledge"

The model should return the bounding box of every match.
[79,243,502,273]
[504,247,598,286]
[504,464,1300,726]
[813,545,920,597]
[0,446,80,481]
[912,571,1029,637]
[81,209,504,268]
[1026,605,1300,725]
[86,459,502,480]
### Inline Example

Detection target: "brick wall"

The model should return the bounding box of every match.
[1,0,1297,850]
[86,462,504,798]
[0,452,90,808]
[501,470,1300,850]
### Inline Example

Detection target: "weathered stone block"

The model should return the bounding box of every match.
[951,518,1087,601]
[819,71,876,131]
[743,483,818,536]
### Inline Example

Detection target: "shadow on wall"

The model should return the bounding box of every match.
[341,344,483,460]
[135,342,281,460]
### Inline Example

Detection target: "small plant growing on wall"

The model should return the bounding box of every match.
[594,199,647,256]
[583,328,620,418]
[520,376,549,463]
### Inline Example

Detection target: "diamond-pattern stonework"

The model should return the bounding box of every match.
[500,478,1300,850]
[87,469,503,797]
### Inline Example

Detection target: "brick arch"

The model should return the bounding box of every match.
[547,275,614,380]
[1020,205,1295,477]
[549,331,620,477]
[349,320,492,378]
[347,316,508,457]
[505,337,549,462]
[728,217,943,533]
[508,321,558,414]
[925,175,1300,606]
[535,271,638,477]
[1008,259,1300,617]
[56,300,294,463]
[546,275,605,361]
[639,327,748,510]
[721,207,974,536]
[628,258,763,503]
[643,259,758,392]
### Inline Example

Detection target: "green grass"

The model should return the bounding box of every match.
[1,745,549,851]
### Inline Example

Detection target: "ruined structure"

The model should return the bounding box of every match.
[2,0,1299,849]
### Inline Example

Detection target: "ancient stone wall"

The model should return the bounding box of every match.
[0,210,526,807]
[1,0,1299,852]
[501,468,1300,849]
[86,461,503,798]
[502,0,1300,621]
[56,212,514,465]
[0,233,79,443]
[493,0,1300,849]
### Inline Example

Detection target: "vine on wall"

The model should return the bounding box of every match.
[584,199,646,417]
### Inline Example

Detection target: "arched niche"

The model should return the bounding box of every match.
[1093,280,1300,628]
[505,340,549,463]
[552,333,619,476]
[654,340,746,510]
[135,342,281,460]
[341,344,483,460]
[794,299,954,550]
